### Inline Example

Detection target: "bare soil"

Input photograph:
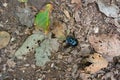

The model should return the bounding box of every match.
[0,0,120,80]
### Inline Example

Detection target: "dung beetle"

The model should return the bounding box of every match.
[66,36,78,47]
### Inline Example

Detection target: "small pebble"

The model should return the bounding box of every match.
[67,67,72,71]
[38,78,42,80]
[58,54,63,59]
[51,63,54,68]
[94,27,99,33]
[24,64,30,67]
[22,70,25,73]
[11,37,15,42]
[3,3,8,7]
[31,64,36,68]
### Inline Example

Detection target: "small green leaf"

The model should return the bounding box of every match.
[34,4,53,34]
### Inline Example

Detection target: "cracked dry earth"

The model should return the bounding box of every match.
[0,0,120,80]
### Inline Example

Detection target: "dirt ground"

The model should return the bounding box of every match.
[0,0,120,80]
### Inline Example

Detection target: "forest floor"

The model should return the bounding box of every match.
[0,0,120,80]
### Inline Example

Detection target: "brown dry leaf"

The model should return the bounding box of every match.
[80,73,91,80]
[63,9,71,19]
[71,0,82,8]
[85,53,108,74]
[71,0,81,4]
[74,11,80,22]
[6,59,16,68]
[52,21,65,40]
[89,34,120,61]
[0,31,10,49]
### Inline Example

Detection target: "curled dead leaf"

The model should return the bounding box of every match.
[52,21,66,40]
[85,53,108,74]
[71,0,82,9]
[63,9,71,19]
[96,0,119,18]
[7,59,16,68]
[71,0,81,4]
[89,34,120,61]
[0,31,10,49]
[74,11,80,22]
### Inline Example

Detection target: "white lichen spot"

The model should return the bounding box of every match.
[3,3,8,7]
[93,27,99,33]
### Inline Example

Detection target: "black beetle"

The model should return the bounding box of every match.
[66,36,78,47]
